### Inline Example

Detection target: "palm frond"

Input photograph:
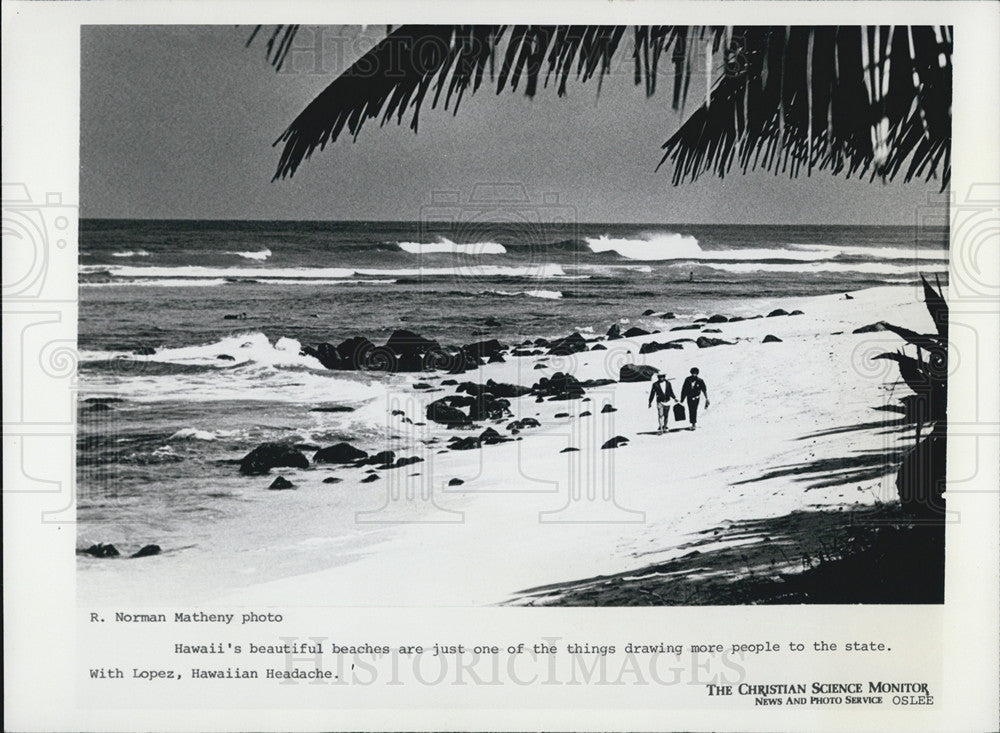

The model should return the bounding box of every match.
[248,24,301,72]
[253,25,951,186]
[921,273,949,339]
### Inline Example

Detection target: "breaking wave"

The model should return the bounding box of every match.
[484,289,563,300]
[225,248,272,261]
[397,238,506,255]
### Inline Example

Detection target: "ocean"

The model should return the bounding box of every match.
[76,219,948,578]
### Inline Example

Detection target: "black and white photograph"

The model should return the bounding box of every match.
[76,23,952,607]
[4,3,1000,731]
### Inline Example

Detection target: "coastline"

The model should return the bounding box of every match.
[78,284,935,607]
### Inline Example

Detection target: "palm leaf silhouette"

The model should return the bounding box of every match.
[251,25,951,186]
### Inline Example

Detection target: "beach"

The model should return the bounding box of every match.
[77,281,936,607]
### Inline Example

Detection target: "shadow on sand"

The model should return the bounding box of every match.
[508,409,943,606]
[509,504,944,606]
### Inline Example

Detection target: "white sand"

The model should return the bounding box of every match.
[78,285,935,606]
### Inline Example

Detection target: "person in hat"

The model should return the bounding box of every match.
[680,367,710,430]
[647,373,676,434]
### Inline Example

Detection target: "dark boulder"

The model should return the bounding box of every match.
[426,399,472,426]
[601,404,617,413]
[322,477,343,484]
[314,442,368,464]
[532,371,586,400]
[362,450,396,468]
[132,544,161,558]
[268,476,295,491]
[361,474,380,483]
[449,436,482,451]
[601,436,630,449]
[606,324,622,340]
[488,354,506,363]
[463,338,505,360]
[619,364,659,382]
[762,334,783,343]
[81,543,120,558]
[670,324,702,331]
[766,308,789,318]
[309,405,355,413]
[623,326,651,338]
[852,321,890,334]
[579,411,592,417]
[302,342,344,370]
[547,332,588,356]
[660,312,676,319]
[392,455,424,469]
[507,417,540,431]
[217,354,236,362]
[591,343,607,351]
[728,316,746,322]
[382,328,446,372]
[448,478,465,486]
[479,427,504,445]
[239,443,309,475]
[560,447,580,453]
[702,328,722,334]
[639,341,684,354]
[706,314,729,324]
[642,309,656,316]
[788,309,804,316]
[441,378,458,385]
[554,412,570,418]
[336,336,376,370]
[468,395,512,421]
[696,336,736,348]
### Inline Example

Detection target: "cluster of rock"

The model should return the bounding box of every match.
[79,543,161,559]
[301,329,506,374]
[237,441,425,479]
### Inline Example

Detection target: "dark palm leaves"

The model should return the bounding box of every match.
[872,274,948,422]
[252,25,951,186]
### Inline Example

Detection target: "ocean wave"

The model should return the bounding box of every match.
[586,233,842,262]
[80,263,569,281]
[81,278,229,288]
[686,261,949,275]
[572,264,653,275]
[791,244,948,261]
[583,233,943,263]
[169,427,218,441]
[397,237,506,255]
[225,248,272,261]
[110,249,150,258]
[587,233,702,260]
[78,333,383,404]
[484,289,563,300]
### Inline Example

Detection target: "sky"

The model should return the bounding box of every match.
[80,25,948,224]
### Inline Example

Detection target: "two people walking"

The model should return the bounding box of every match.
[647,368,710,433]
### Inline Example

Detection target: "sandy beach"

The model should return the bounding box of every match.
[77,284,934,606]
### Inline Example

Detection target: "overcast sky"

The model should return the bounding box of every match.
[80,25,947,224]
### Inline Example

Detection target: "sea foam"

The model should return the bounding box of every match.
[397,238,506,255]
[226,248,272,261]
